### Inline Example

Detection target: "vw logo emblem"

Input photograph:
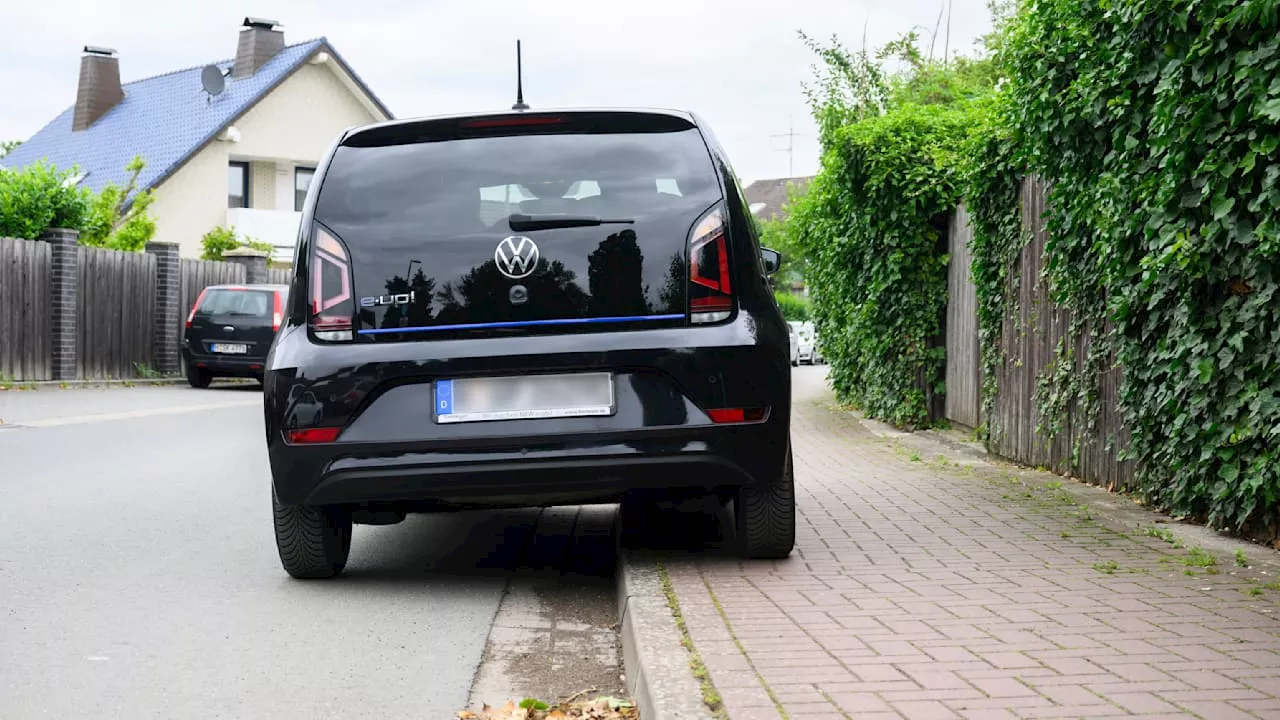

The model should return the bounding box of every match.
[495,236,539,279]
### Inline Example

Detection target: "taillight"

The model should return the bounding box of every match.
[272,290,284,332]
[310,228,354,342]
[688,206,733,324]
[186,288,208,329]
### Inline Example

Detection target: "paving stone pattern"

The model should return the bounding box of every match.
[666,371,1280,719]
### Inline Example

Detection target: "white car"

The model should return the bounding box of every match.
[787,322,800,366]
[795,321,823,364]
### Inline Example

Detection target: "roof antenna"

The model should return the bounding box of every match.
[511,40,530,111]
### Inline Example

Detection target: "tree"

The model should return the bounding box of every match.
[79,156,158,252]
[756,214,807,289]
[799,31,889,151]
[0,140,20,159]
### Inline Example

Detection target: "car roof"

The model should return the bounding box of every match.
[204,284,289,291]
[341,107,699,145]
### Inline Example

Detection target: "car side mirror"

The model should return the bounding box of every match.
[760,248,782,276]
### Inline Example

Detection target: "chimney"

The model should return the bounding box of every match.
[233,17,285,78]
[73,46,124,132]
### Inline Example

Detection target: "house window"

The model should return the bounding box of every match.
[294,167,315,212]
[228,162,249,209]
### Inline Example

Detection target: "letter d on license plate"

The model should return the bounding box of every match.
[434,373,613,424]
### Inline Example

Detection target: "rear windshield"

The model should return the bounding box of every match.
[314,127,720,235]
[197,289,273,317]
[311,119,725,335]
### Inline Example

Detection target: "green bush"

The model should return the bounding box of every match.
[0,157,156,250]
[774,292,811,322]
[793,105,972,427]
[0,161,90,239]
[789,31,992,427]
[994,0,1280,531]
[201,225,272,261]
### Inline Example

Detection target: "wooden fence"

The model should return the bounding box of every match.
[267,267,292,285]
[0,237,53,381]
[945,205,981,429]
[77,247,157,379]
[946,177,1134,491]
[0,235,269,381]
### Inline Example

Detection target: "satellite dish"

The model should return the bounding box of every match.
[201,64,226,98]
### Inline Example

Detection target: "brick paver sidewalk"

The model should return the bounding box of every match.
[665,370,1280,719]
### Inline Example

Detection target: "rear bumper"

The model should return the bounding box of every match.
[182,348,268,376]
[271,422,785,508]
[264,308,793,508]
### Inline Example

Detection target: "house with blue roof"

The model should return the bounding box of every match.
[1,18,392,261]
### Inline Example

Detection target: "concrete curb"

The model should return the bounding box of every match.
[616,552,714,720]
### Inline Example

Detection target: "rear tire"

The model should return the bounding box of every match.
[734,447,796,559]
[272,493,352,579]
[186,367,212,389]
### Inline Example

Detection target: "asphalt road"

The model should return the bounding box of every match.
[0,384,614,720]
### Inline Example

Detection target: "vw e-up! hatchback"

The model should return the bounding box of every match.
[264,109,795,578]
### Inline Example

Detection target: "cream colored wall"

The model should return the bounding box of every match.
[147,60,385,257]
[233,63,382,163]
[148,140,230,258]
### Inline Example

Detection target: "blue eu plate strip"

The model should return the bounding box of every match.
[358,313,685,336]
[434,379,453,416]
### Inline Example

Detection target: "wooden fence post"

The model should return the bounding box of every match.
[40,228,79,380]
[146,242,181,375]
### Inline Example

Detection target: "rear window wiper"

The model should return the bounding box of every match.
[508,213,635,231]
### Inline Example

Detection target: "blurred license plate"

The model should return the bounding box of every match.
[435,373,613,424]
[211,343,248,354]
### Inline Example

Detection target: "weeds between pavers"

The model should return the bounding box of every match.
[695,567,791,720]
[657,561,727,720]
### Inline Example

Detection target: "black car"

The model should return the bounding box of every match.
[264,109,795,578]
[182,283,288,387]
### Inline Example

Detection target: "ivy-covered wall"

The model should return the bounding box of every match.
[790,0,1279,536]
[993,0,1280,533]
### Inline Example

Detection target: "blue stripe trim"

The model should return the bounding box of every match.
[357,313,686,336]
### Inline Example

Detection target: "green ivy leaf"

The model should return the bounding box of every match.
[1196,358,1214,383]
[1220,463,1240,484]
[1212,194,1236,220]
[1259,97,1280,122]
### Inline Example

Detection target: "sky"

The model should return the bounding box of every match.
[0,0,993,185]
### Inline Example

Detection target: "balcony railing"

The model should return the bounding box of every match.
[226,208,301,264]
